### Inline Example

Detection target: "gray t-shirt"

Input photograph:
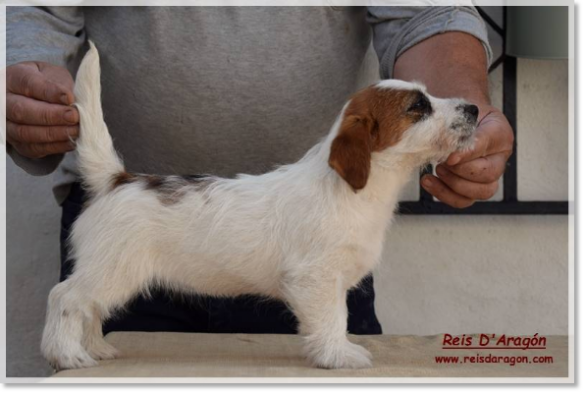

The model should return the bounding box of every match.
[7,6,491,204]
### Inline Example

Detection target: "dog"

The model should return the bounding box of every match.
[41,42,478,371]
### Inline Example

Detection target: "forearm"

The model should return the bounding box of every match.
[393,32,491,107]
[397,32,514,208]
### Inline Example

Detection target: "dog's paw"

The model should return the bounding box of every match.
[309,340,372,369]
[350,341,373,360]
[45,348,98,371]
[87,340,119,361]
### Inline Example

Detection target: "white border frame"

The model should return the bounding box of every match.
[1,0,576,385]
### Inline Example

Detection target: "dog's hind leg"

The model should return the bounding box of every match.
[41,260,148,370]
[41,279,98,370]
[282,273,372,369]
[82,305,119,361]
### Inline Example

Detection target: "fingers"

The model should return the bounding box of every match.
[446,125,490,166]
[435,165,499,200]
[5,61,78,159]
[421,175,475,209]
[425,107,512,208]
[446,109,514,166]
[441,153,508,184]
[421,161,500,209]
[9,141,76,159]
[6,93,79,126]
[6,121,79,144]
[7,62,73,105]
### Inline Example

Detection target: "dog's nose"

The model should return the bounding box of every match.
[463,104,479,121]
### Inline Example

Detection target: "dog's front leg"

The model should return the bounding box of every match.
[283,274,372,369]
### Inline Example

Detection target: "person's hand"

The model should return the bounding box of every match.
[421,105,514,208]
[6,61,79,159]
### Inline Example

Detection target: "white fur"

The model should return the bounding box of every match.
[41,43,476,371]
[73,42,124,197]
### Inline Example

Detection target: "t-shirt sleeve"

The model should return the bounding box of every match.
[367,6,493,79]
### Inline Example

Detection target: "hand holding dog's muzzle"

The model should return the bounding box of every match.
[421,105,514,208]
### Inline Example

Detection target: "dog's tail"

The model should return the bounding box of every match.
[74,41,125,197]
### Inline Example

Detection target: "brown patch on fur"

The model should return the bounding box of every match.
[112,172,138,189]
[157,190,188,206]
[329,86,424,191]
[329,115,374,191]
[111,172,213,205]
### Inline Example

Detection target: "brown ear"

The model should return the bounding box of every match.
[328,115,375,192]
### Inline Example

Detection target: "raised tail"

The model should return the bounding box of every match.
[74,41,125,197]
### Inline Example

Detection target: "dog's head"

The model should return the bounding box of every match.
[328,80,478,191]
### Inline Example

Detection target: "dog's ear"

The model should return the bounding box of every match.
[328,114,376,192]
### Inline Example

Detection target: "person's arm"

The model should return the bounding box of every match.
[395,31,513,208]
[5,6,85,176]
[368,6,513,208]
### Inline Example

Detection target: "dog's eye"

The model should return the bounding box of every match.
[408,94,431,113]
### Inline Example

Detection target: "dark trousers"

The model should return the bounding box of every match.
[60,183,382,335]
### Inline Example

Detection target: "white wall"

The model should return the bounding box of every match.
[375,215,568,336]
[6,57,569,377]
[375,58,569,336]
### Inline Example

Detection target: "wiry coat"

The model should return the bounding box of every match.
[41,42,478,370]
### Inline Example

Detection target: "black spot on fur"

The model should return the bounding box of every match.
[408,90,433,121]
[180,174,211,183]
[144,175,165,190]
[111,172,214,205]
[147,174,214,205]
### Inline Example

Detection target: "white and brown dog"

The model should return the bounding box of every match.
[41,42,478,370]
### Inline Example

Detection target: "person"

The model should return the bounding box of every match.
[6,6,513,335]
